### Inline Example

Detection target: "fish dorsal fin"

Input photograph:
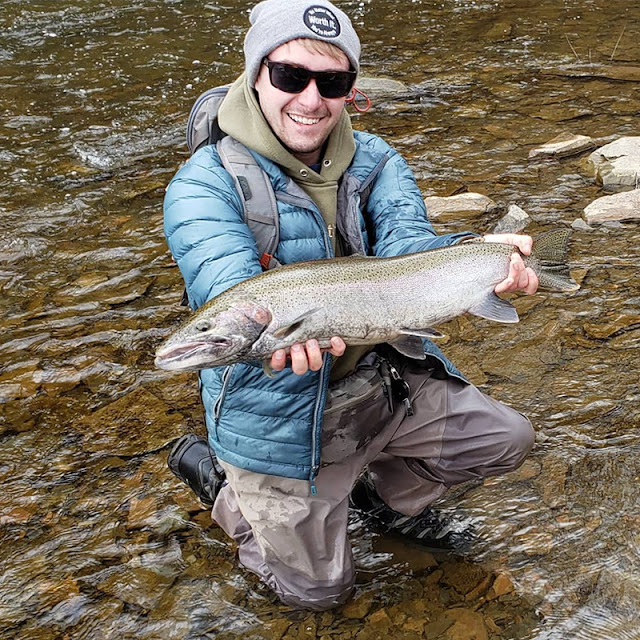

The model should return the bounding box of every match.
[469,293,519,323]
[271,307,322,338]
[399,327,446,339]
[390,336,427,360]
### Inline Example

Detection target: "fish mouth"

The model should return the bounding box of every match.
[155,339,231,370]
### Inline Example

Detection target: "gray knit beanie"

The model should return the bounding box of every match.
[244,0,361,87]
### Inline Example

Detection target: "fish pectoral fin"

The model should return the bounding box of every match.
[262,359,276,378]
[271,307,323,339]
[390,336,427,360]
[469,293,519,323]
[399,327,446,339]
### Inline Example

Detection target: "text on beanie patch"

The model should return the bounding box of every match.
[303,6,341,38]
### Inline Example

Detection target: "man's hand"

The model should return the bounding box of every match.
[270,337,346,376]
[483,233,539,295]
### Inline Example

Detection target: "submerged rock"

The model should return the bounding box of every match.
[528,132,596,159]
[583,189,640,224]
[355,77,409,98]
[487,573,515,599]
[79,387,186,457]
[341,591,373,619]
[492,204,530,234]
[483,21,513,42]
[541,65,640,83]
[96,566,175,610]
[587,137,640,188]
[583,313,640,340]
[424,192,498,221]
[571,218,594,231]
[441,608,488,640]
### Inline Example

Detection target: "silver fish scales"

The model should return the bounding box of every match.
[155,229,579,372]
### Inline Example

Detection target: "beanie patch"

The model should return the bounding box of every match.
[303,6,341,38]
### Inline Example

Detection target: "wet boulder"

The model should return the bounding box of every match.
[587,137,640,188]
[355,77,409,98]
[424,192,498,221]
[528,132,596,159]
[492,204,531,234]
[571,218,594,231]
[583,189,640,224]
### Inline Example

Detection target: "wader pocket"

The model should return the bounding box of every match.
[321,354,387,465]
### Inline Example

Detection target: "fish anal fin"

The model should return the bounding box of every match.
[391,336,427,360]
[272,307,322,339]
[469,294,519,323]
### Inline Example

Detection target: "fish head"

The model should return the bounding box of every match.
[155,299,271,371]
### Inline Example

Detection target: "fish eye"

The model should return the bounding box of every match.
[195,319,211,332]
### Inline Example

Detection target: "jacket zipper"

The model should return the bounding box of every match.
[309,208,333,494]
[213,365,235,424]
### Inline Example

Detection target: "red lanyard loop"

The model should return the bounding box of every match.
[345,87,372,113]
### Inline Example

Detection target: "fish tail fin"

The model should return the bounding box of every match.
[528,228,580,292]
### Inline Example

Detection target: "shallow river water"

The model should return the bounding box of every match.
[1,1,639,639]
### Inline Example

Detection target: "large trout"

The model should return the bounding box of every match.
[155,229,579,372]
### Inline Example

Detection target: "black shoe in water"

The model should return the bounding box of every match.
[167,434,226,507]
[349,472,474,552]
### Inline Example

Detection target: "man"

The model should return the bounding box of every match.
[164,0,536,611]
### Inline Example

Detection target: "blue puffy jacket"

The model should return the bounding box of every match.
[163,130,471,483]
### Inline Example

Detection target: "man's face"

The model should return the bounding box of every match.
[254,40,350,166]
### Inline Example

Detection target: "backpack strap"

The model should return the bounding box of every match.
[186,86,231,153]
[217,136,281,271]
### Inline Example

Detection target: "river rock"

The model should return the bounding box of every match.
[440,560,486,596]
[515,529,554,556]
[355,77,409,98]
[538,455,569,508]
[583,189,640,224]
[528,132,596,159]
[374,536,438,571]
[0,506,35,525]
[486,573,515,600]
[492,204,530,233]
[571,218,594,231]
[583,313,640,339]
[442,608,488,640]
[122,463,194,534]
[541,65,640,83]
[341,591,373,619]
[96,566,174,610]
[424,192,498,221]
[587,137,640,188]
[484,21,513,42]
[262,619,291,640]
[79,387,186,456]
[365,608,392,631]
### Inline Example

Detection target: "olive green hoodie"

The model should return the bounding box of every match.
[218,74,368,379]
[217,74,356,253]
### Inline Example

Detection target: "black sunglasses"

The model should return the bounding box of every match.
[262,59,356,99]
